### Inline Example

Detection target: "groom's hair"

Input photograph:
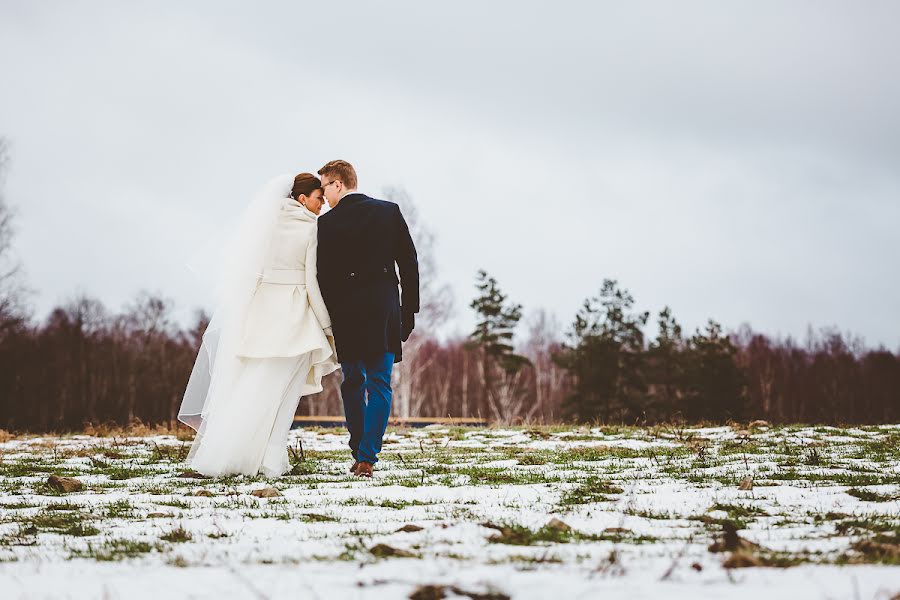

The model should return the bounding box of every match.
[290,173,322,199]
[318,160,357,190]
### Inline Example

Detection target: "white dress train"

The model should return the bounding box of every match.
[186,354,312,477]
[180,191,339,477]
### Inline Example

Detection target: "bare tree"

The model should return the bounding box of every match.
[521,308,569,422]
[0,137,29,337]
[382,186,454,418]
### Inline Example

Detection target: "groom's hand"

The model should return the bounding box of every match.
[401,311,415,342]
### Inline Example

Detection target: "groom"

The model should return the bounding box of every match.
[316,160,419,478]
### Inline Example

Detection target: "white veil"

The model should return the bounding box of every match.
[178,173,295,430]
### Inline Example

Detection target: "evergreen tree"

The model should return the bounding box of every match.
[555,279,649,423]
[466,270,530,415]
[683,319,746,422]
[646,306,686,420]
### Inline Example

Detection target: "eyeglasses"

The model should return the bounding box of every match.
[323,180,340,189]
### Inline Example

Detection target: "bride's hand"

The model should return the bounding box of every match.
[325,333,337,360]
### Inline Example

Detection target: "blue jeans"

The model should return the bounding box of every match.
[341,351,394,465]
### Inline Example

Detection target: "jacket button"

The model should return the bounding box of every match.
[350,272,355,277]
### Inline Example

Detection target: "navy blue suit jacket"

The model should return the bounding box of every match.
[316,193,419,363]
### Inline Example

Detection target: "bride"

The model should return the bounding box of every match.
[177,172,340,477]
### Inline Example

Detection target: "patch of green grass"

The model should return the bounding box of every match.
[719,441,769,455]
[594,528,657,544]
[833,515,899,536]
[103,499,136,518]
[148,442,189,463]
[157,498,191,509]
[62,522,102,536]
[552,446,641,463]
[516,453,549,466]
[0,523,37,547]
[250,510,292,521]
[303,449,355,461]
[167,555,191,567]
[487,553,563,565]
[29,511,77,529]
[96,465,157,480]
[484,522,573,545]
[160,525,192,543]
[0,459,81,478]
[300,513,337,523]
[0,500,39,510]
[206,529,230,539]
[483,520,655,546]
[134,483,178,495]
[803,447,826,466]
[336,539,368,561]
[443,427,471,441]
[846,532,900,565]
[851,432,900,462]
[26,510,100,536]
[639,445,694,460]
[379,474,430,488]
[87,481,128,492]
[99,447,126,459]
[43,501,81,511]
[423,464,455,475]
[559,477,623,507]
[288,460,323,476]
[624,508,681,520]
[768,469,900,486]
[710,503,769,519]
[70,538,163,561]
[847,488,896,502]
[690,514,749,531]
[724,549,819,568]
[374,498,433,510]
[455,465,557,487]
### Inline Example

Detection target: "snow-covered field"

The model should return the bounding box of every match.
[1,423,899,599]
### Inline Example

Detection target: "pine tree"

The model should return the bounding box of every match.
[646,306,686,420]
[466,270,530,420]
[554,279,649,423]
[683,320,747,422]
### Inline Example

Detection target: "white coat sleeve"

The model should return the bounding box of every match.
[305,232,332,333]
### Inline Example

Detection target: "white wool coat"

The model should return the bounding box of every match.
[235,196,335,359]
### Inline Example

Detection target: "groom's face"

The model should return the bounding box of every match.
[321,176,343,208]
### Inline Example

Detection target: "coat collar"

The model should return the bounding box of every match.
[282,196,318,222]
[333,192,366,210]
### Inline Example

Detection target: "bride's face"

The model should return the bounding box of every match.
[301,188,325,215]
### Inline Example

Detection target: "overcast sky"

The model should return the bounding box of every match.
[1,1,898,349]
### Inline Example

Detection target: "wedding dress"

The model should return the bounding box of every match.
[177,174,339,477]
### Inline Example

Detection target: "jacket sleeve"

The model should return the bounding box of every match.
[315,220,334,313]
[393,204,420,315]
[306,231,332,333]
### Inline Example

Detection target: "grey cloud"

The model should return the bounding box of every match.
[1,0,898,348]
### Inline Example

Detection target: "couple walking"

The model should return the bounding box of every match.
[177,160,419,478]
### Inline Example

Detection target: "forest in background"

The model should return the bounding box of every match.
[1,138,897,431]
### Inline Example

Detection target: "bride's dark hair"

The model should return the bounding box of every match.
[290,173,322,199]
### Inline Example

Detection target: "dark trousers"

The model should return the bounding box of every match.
[340,351,395,464]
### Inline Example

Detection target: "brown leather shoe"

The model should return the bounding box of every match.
[349,460,359,474]
[354,461,374,478]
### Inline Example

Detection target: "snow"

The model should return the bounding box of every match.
[0,424,898,599]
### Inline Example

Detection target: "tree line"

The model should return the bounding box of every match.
[392,271,899,426]
[0,139,897,431]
